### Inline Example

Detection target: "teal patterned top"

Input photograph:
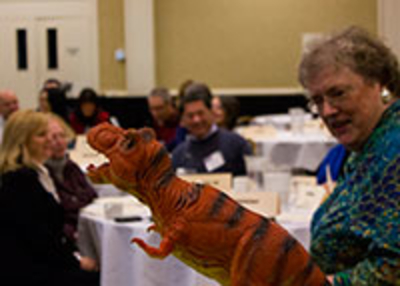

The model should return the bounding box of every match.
[311,99,400,285]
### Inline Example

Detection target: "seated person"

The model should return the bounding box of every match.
[39,87,69,123]
[316,144,349,185]
[172,82,252,176]
[147,87,180,151]
[316,144,350,199]
[43,78,62,90]
[0,89,19,144]
[38,88,51,112]
[168,79,196,148]
[0,110,98,286]
[38,78,70,122]
[69,88,110,134]
[212,96,240,130]
[46,113,98,243]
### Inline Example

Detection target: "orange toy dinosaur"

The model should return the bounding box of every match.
[86,123,329,286]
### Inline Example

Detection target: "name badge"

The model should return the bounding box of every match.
[204,151,225,172]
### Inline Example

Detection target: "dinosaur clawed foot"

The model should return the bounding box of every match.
[86,163,111,184]
[131,237,145,247]
[147,224,157,233]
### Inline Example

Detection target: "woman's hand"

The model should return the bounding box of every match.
[80,256,99,272]
[327,275,334,284]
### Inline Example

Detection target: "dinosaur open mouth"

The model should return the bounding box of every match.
[87,123,124,153]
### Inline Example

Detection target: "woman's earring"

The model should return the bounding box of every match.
[381,88,392,104]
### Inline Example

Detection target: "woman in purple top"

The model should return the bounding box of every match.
[46,114,98,243]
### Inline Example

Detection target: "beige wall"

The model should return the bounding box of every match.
[98,0,126,91]
[154,0,377,90]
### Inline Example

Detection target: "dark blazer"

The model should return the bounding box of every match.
[0,167,84,286]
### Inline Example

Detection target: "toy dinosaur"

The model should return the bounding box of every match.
[86,123,329,286]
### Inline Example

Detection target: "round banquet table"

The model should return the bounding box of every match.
[78,204,311,286]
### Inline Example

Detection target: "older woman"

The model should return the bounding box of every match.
[46,113,97,243]
[299,26,400,284]
[0,110,98,286]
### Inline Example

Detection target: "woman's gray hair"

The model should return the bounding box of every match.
[298,26,400,97]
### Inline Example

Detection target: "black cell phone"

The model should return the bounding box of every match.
[114,216,143,223]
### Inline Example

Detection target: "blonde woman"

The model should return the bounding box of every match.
[0,110,98,286]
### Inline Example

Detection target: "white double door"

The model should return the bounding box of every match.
[0,1,98,109]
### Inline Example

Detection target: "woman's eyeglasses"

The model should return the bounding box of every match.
[307,85,353,113]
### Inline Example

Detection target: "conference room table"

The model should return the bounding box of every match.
[236,118,337,172]
[78,196,313,286]
[251,113,313,130]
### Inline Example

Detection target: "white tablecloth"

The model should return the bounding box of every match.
[93,183,127,197]
[78,200,312,286]
[237,126,336,172]
[256,131,337,171]
[79,215,207,286]
[251,113,313,130]
[238,112,337,172]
